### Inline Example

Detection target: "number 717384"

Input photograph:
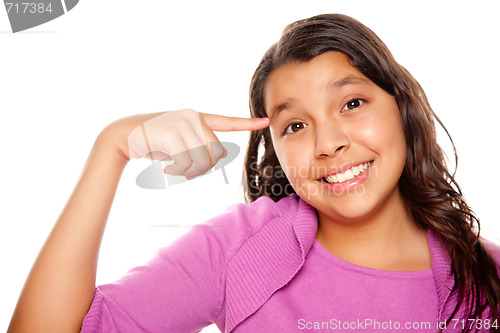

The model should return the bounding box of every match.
[5,2,53,14]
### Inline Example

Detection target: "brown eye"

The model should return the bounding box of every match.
[342,98,365,111]
[284,122,308,135]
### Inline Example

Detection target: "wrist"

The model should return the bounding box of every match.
[94,123,130,166]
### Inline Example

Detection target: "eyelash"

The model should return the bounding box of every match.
[281,98,366,136]
[282,122,308,135]
[342,98,365,112]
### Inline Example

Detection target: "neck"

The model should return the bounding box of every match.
[316,189,431,271]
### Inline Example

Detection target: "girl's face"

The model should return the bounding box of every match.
[264,51,407,223]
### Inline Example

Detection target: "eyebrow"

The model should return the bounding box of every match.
[268,76,371,121]
[269,102,294,122]
[327,76,371,91]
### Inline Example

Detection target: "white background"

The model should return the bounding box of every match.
[1,1,499,331]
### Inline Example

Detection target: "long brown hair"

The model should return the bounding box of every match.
[243,14,499,329]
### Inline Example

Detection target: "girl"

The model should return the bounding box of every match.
[9,13,500,333]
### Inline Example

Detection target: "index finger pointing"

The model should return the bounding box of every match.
[200,113,270,132]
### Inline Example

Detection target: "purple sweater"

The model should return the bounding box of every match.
[81,194,500,332]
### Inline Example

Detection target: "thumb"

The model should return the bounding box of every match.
[200,113,269,132]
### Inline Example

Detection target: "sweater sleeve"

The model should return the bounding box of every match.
[80,196,288,333]
[81,219,232,333]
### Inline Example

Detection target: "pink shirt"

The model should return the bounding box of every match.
[236,240,438,332]
[81,194,500,332]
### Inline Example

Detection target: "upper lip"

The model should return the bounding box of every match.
[317,160,373,180]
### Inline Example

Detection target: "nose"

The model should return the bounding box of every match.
[314,121,350,158]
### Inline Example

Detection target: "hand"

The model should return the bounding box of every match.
[104,109,269,179]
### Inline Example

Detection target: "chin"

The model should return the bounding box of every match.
[322,203,377,224]
[307,190,382,224]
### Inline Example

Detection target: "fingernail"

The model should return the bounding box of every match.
[261,117,269,121]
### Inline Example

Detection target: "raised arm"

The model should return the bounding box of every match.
[8,110,269,333]
[8,124,127,332]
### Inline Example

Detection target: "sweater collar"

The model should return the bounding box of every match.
[292,196,319,261]
[427,228,456,320]
[224,195,318,332]
[224,195,456,331]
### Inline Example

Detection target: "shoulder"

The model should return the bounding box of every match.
[196,194,305,246]
[160,195,308,265]
[164,194,309,261]
[482,238,500,265]
[222,193,302,224]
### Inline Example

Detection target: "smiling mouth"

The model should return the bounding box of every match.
[321,161,372,184]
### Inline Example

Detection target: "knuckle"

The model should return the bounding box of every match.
[184,163,211,178]
[210,143,225,160]
[182,108,199,119]
[202,159,213,170]
[171,160,192,175]
[176,118,193,132]
[199,167,212,175]
[192,159,212,173]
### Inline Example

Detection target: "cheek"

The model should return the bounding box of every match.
[279,151,316,198]
[379,114,406,163]
[364,115,407,176]
[356,106,405,154]
[275,144,302,186]
[271,134,312,187]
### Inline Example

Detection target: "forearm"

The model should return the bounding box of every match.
[9,129,128,333]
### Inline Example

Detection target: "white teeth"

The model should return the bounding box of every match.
[337,173,346,182]
[324,162,371,184]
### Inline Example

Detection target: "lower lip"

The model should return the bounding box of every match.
[320,162,372,195]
